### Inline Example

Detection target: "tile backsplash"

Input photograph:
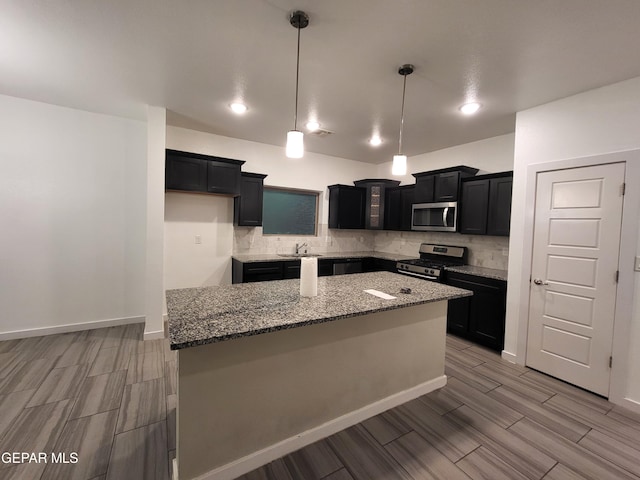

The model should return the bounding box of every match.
[234,226,510,271]
[373,230,510,270]
[233,224,375,255]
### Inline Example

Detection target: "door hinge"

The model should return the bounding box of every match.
[615,270,619,283]
[621,183,626,196]
[609,356,613,368]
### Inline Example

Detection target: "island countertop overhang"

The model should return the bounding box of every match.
[166,271,472,350]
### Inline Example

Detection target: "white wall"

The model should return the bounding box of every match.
[0,94,147,338]
[164,192,234,289]
[506,76,640,408]
[164,127,375,288]
[376,133,515,182]
[145,106,166,339]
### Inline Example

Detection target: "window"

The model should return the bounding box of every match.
[262,187,318,235]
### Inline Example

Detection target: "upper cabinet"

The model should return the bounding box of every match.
[486,174,513,236]
[165,149,245,196]
[384,185,415,231]
[328,185,366,229]
[459,171,513,236]
[412,166,478,203]
[353,179,400,230]
[234,172,267,227]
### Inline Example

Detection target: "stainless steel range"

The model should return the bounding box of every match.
[396,243,467,282]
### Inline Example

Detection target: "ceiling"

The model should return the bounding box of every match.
[2,1,640,164]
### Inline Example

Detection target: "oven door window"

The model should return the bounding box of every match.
[413,204,456,228]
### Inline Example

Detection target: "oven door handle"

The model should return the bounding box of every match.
[442,207,449,228]
[397,270,439,281]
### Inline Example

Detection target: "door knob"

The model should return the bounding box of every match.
[533,278,549,285]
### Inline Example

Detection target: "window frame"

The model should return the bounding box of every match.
[261,186,320,236]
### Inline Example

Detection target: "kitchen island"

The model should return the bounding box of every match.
[167,271,471,480]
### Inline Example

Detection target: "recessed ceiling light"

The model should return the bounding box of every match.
[306,121,320,131]
[369,135,382,146]
[229,102,248,114]
[459,102,481,115]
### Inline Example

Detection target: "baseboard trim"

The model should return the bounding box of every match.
[615,397,640,415]
[144,329,166,341]
[501,350,518,364]
[0,316,145,341]
[191,374,447,480]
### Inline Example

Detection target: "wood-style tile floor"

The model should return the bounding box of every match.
[240,334,640,480]
[1,327,639,479]
[0,324,176,480]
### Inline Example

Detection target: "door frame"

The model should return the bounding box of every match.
[508,149,640,410]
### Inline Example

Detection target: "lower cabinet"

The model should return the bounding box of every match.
[233,258,342,283]
[232,257,394,284]
[232,260,284,283]
[364,257,397,273]
[445,271,506,351]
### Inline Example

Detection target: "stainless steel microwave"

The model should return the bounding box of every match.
[411,202,458,232]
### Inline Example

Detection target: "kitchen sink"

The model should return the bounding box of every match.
[277,253,323,258]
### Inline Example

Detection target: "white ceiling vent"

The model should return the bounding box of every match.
[308,129,334,138]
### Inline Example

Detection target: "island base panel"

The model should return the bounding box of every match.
[177,301,447,480]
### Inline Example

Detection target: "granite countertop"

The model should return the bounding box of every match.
[166,271,471,350]
[232,251,416,263]
[445,265,508,282]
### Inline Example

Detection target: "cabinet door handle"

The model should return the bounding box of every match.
[533,278,549,285]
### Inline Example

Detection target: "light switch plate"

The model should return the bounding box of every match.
[635,256,640,272]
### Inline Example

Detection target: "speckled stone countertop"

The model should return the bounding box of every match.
[445,265,508,282]
[166,271,471,350]
[232,251,416,263]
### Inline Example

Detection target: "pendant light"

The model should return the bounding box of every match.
[392,64,414,176]
[286,10,309,159]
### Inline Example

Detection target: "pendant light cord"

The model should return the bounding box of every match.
[293,24,301,131]
[398,73,407,155]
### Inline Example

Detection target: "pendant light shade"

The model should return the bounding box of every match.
[392,64,414,176]
[392,155,407,176]
[286,130,304,158]
[286,11,309,159]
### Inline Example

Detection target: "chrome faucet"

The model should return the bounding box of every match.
[295,242,308,254]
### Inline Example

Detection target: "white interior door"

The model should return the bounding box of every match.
[526,163,625,396]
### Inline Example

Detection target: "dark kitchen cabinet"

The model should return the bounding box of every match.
[445,271,507,351]
[353,179,400,229]
[487,175,513,236]
[283,261,301,279]
[165,149,244,196]
[232,255,399,284]
[413,174,435,203]
[364,257,397,273]
[413,166,478,204]
[165,153,208,192]
[328,185,366,229]
[459,179,490,234]
[232,259,284,284]
[434,171,460,201]
[233,258,333,283]
[459,172,512,236]
[318,259,334,277]
[385,185,415,231]
[206,159,242,195]
[234,172,267,226]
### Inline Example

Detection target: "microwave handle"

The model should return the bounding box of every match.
[442,207,449,228]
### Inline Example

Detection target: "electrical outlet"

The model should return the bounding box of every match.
[195,235,201,244]
[635,256,640,272]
